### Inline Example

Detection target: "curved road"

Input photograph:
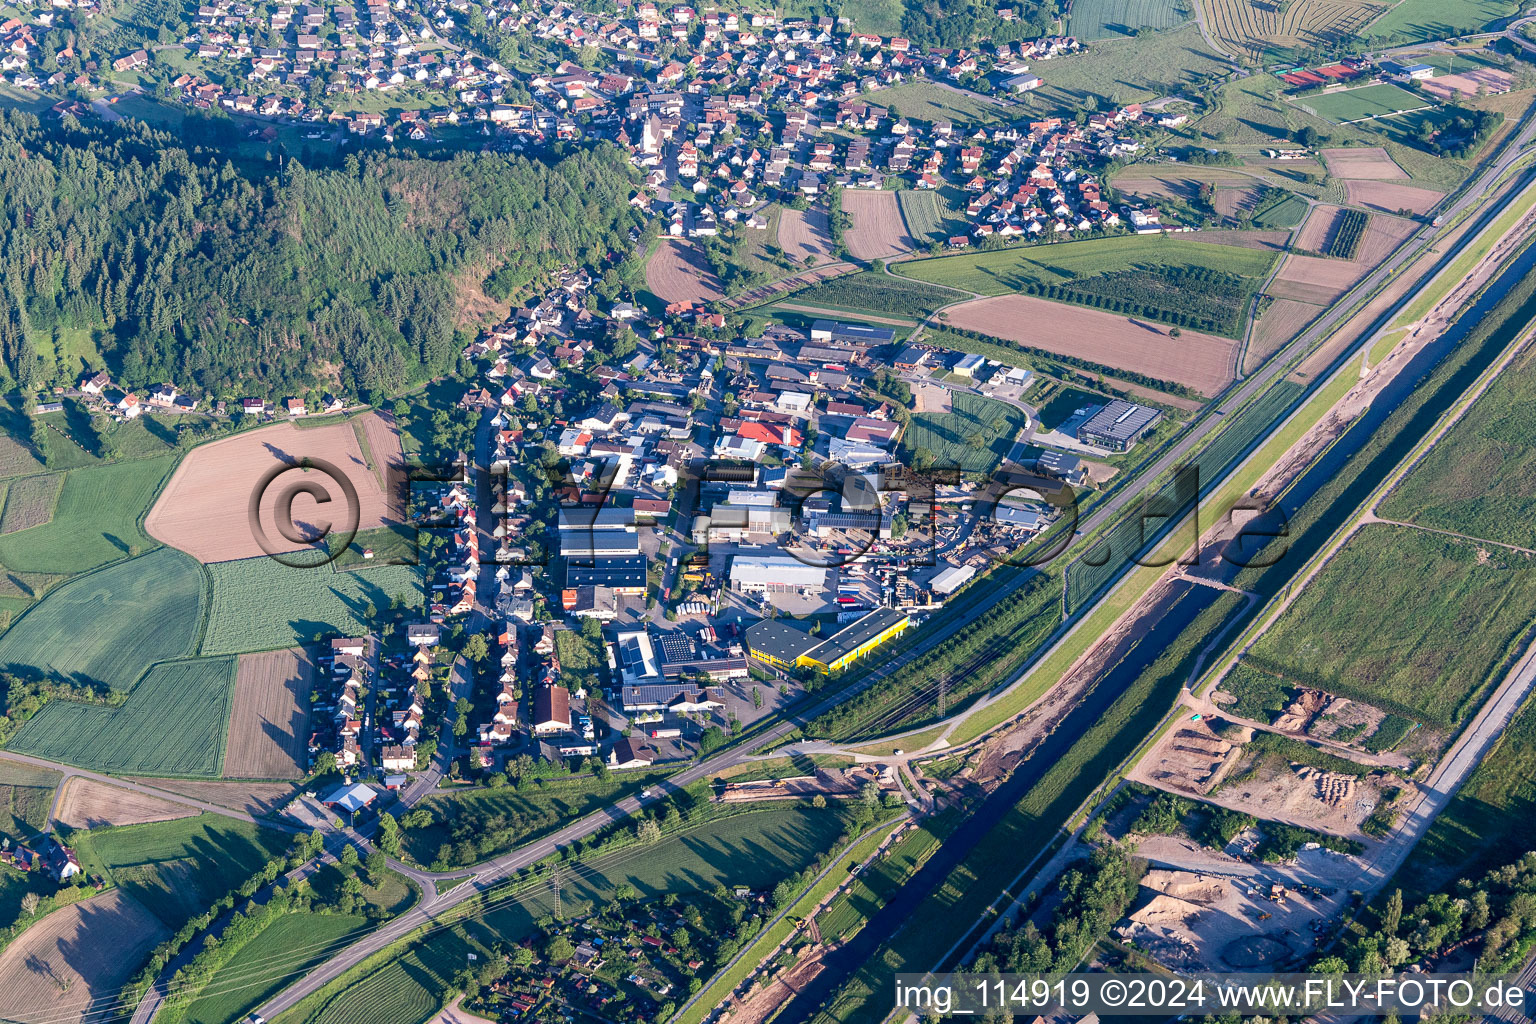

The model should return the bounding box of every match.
[235,107,1536,1024]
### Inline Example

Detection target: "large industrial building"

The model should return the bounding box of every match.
[745,608,913,674]
[561,506,646,595]
[1077,400,1162,452]
[730,556,828,594]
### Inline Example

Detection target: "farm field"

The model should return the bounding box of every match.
[1268,210,1417,304]
[225,647,316,779]
[0,757,59,836]
[1320,146,1407,179]
[146,415,404,564]
[895,234,1276,295]
[1199,0,1390,62]
[124,777,297,817]
[0,454,178,574]
[1298,83,1433,123]
[54,776,197,829]
[201,559,424,656]
[1017,24,1231,115]
[781,271,963,319]
[1345,178,1444,214]
[0,547,205,692]
[0,473,61,534]
[0,888,168,1024]
[71,813,290,931]
[1068,0,1188,39]
[941,293,1237,395]
[298,806,848,1024]
[1361,0,1521,45]
[1242,524,1536,728]
[643,238,725,305]
[183,913,373,1024]
[1188,228,1294,250]
[865,80,1007,125]
[897,187,971,245]
[1244,298,1323,373]
[777,204,835,265]
[8,656,237,776]
[900,392,1033,475]
[1378,341,1536,549]
[840,189,916,259]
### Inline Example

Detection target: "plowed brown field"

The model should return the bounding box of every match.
[942,294,1237,395]
[645,239,725,304]
[0,889,168,1024]
[224,647,315,779]
[841,190,916,259]
[54,777,197,829]
[778,206,835,264]
[145,414,403,563]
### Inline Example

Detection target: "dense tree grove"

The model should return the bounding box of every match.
[0,111,640,400]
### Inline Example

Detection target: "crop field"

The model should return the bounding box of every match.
[71,813,290,931]
[897,187,971,245]
[783,271,963,319]
[1242,524,1536,728]
[184,913,372,1024]
[840,190,917,259]
[1016,24,1231,115]
[1297,83,1433,123]
[1379,342,1536,549]
[942,294,1238,395]
[1200,0,1390,62]
[866,81,1007,125]
[900,393,1032,475]
[1252,192,1310,228]
[1361,0,1521,45]
[0,888,169,1024]
[9,656,237,776]
[644,238,726,305]
[55,777,197,829]
[895,234,1276,297]
[1326,208,1369,258]
[1068,0,1187,39]
[0,473,61,534]
[0,454,177,574]
[1345,178,1444,214]
[225,647,315,779]
[777,205,835,265]
[0,547,205,692]
[201,559,424,656]
[147,416,404,565]
[300,806,846,1024]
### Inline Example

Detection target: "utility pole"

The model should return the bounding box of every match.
[551,863,564,919]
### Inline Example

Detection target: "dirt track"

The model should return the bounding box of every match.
[145,414,403,563]
[941,293,1238,395]
[224,647,315,779]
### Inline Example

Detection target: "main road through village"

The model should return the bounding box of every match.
[181,110,1536,1022]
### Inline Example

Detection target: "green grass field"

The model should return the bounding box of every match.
[71,813,290,931]
[1362,0,1521,44]
[1018,24,1231,115]
[894,234,1277,295]
[1068,0,1188,39]
[1244,524,1536,728]
[8,656,236,776]
[1378,341,1536,549]
[1252,193,1310,229]
[818,813,954,941]
[0,547,205,692]
[402,771,669,868]
[201,559,423,656]
[1298,83,1435,123]
[897,187,971,245]
[0,454,177,573]
[0,473,62,534]
[870,81,1007,125]
[294,806,848,1024]
[185,914,372,1024]
[0,757,59,836]
[782,271,964,318]
[900,392,1031,475]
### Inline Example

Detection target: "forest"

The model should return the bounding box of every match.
[0,111,640,402]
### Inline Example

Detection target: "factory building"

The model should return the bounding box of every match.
[745,608,913,674]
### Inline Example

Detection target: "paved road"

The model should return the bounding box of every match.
[248,94,1536,1024]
